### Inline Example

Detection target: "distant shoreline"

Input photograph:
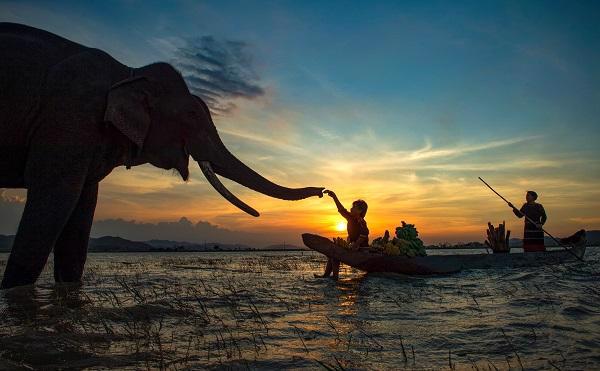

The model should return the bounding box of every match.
[426,246,487,250]
[1,231,599,253]
[85,248,310,253]
[85,244,599,253]
[1,246,597,255]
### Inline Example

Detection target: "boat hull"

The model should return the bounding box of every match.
[302,233,586,275]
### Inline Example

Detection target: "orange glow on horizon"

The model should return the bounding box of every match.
[89,151,600,247]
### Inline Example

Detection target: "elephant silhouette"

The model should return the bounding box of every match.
[0,23,324,289]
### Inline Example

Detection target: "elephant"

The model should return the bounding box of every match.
[0,23,324,289]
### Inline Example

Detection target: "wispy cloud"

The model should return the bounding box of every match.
[315,135,544,176]
[218,127,307,155]
[312,126,341,141]
[406,135,542,161]
[569,217,600,224]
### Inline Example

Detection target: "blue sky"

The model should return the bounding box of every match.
[1,0,599,246]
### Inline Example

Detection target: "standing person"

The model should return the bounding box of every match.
[316,190,369,279]
[509,191,547,252]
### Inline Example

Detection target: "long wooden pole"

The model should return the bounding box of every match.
[478,177,583,261]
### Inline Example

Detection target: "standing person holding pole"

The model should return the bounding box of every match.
[478,177,583,261]
[508,191,547,252]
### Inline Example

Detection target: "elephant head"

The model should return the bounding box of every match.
[104,63,323,216]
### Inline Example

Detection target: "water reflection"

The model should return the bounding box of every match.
[335,274,366,317]
[2,285,43,325]
[0,283,96,369]
[2,283,86,321]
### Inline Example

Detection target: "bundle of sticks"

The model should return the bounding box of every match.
[485,221,510,253]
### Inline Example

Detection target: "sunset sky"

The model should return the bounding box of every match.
[1,1,599,247]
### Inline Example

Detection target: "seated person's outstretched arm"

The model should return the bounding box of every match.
[324,190,351,219]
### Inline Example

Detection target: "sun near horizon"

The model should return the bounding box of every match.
[335,221,346,232]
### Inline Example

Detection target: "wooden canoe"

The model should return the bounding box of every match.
[302,233,586,275]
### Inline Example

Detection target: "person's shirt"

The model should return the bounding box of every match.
[513,202,547,228]
[338,206,369,246]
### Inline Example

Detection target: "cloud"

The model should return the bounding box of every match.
[218,127,307,155]
[90,217,275,247]
[168,36,265,114]
[568,217,600,224]
[314,135,544,176]
[406,135,542,161]
[1,189,26,204]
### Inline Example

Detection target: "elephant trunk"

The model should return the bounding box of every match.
[191,138,323,217]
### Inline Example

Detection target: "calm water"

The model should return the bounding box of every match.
[0,248,599,370]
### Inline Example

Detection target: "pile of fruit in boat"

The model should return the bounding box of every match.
[332,237,350,249]
[370,221,427,257]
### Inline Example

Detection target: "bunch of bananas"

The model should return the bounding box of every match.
[395,221,419,240]
[382,241,399,256]
[371,221,427,257]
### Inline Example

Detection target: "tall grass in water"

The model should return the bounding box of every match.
[0,250,596,369]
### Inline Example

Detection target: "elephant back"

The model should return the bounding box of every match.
[0,22,87,144]
[0,22,84,60]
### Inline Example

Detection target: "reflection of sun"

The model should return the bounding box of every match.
[336,221,346,232]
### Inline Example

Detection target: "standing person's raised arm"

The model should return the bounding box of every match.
[324,190,351,219]
[508,202,524,218]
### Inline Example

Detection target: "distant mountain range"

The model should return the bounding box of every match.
[0,231,597,253]
[0,235,305,252]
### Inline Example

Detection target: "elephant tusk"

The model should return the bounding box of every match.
[198,161,260,217]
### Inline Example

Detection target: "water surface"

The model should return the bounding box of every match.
[1,248,599,370]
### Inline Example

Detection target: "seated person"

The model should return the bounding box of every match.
[316,190,369,279]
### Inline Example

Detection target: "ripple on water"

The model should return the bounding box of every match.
[0,248,599,370]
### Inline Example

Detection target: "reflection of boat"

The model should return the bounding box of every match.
[302,233,586,275]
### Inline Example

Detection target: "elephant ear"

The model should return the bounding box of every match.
[104,76,154,149]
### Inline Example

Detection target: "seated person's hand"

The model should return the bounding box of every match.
[324,189,336,198]
[348,241,359,250]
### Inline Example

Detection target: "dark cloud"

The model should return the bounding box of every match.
[91,217,271,247]
[0,205,296,247]
[0,189,25,204]
[171,36,265,114]
[0,188,282,247]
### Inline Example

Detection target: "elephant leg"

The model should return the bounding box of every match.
[1,151,89,289]
[53,183,98,283]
